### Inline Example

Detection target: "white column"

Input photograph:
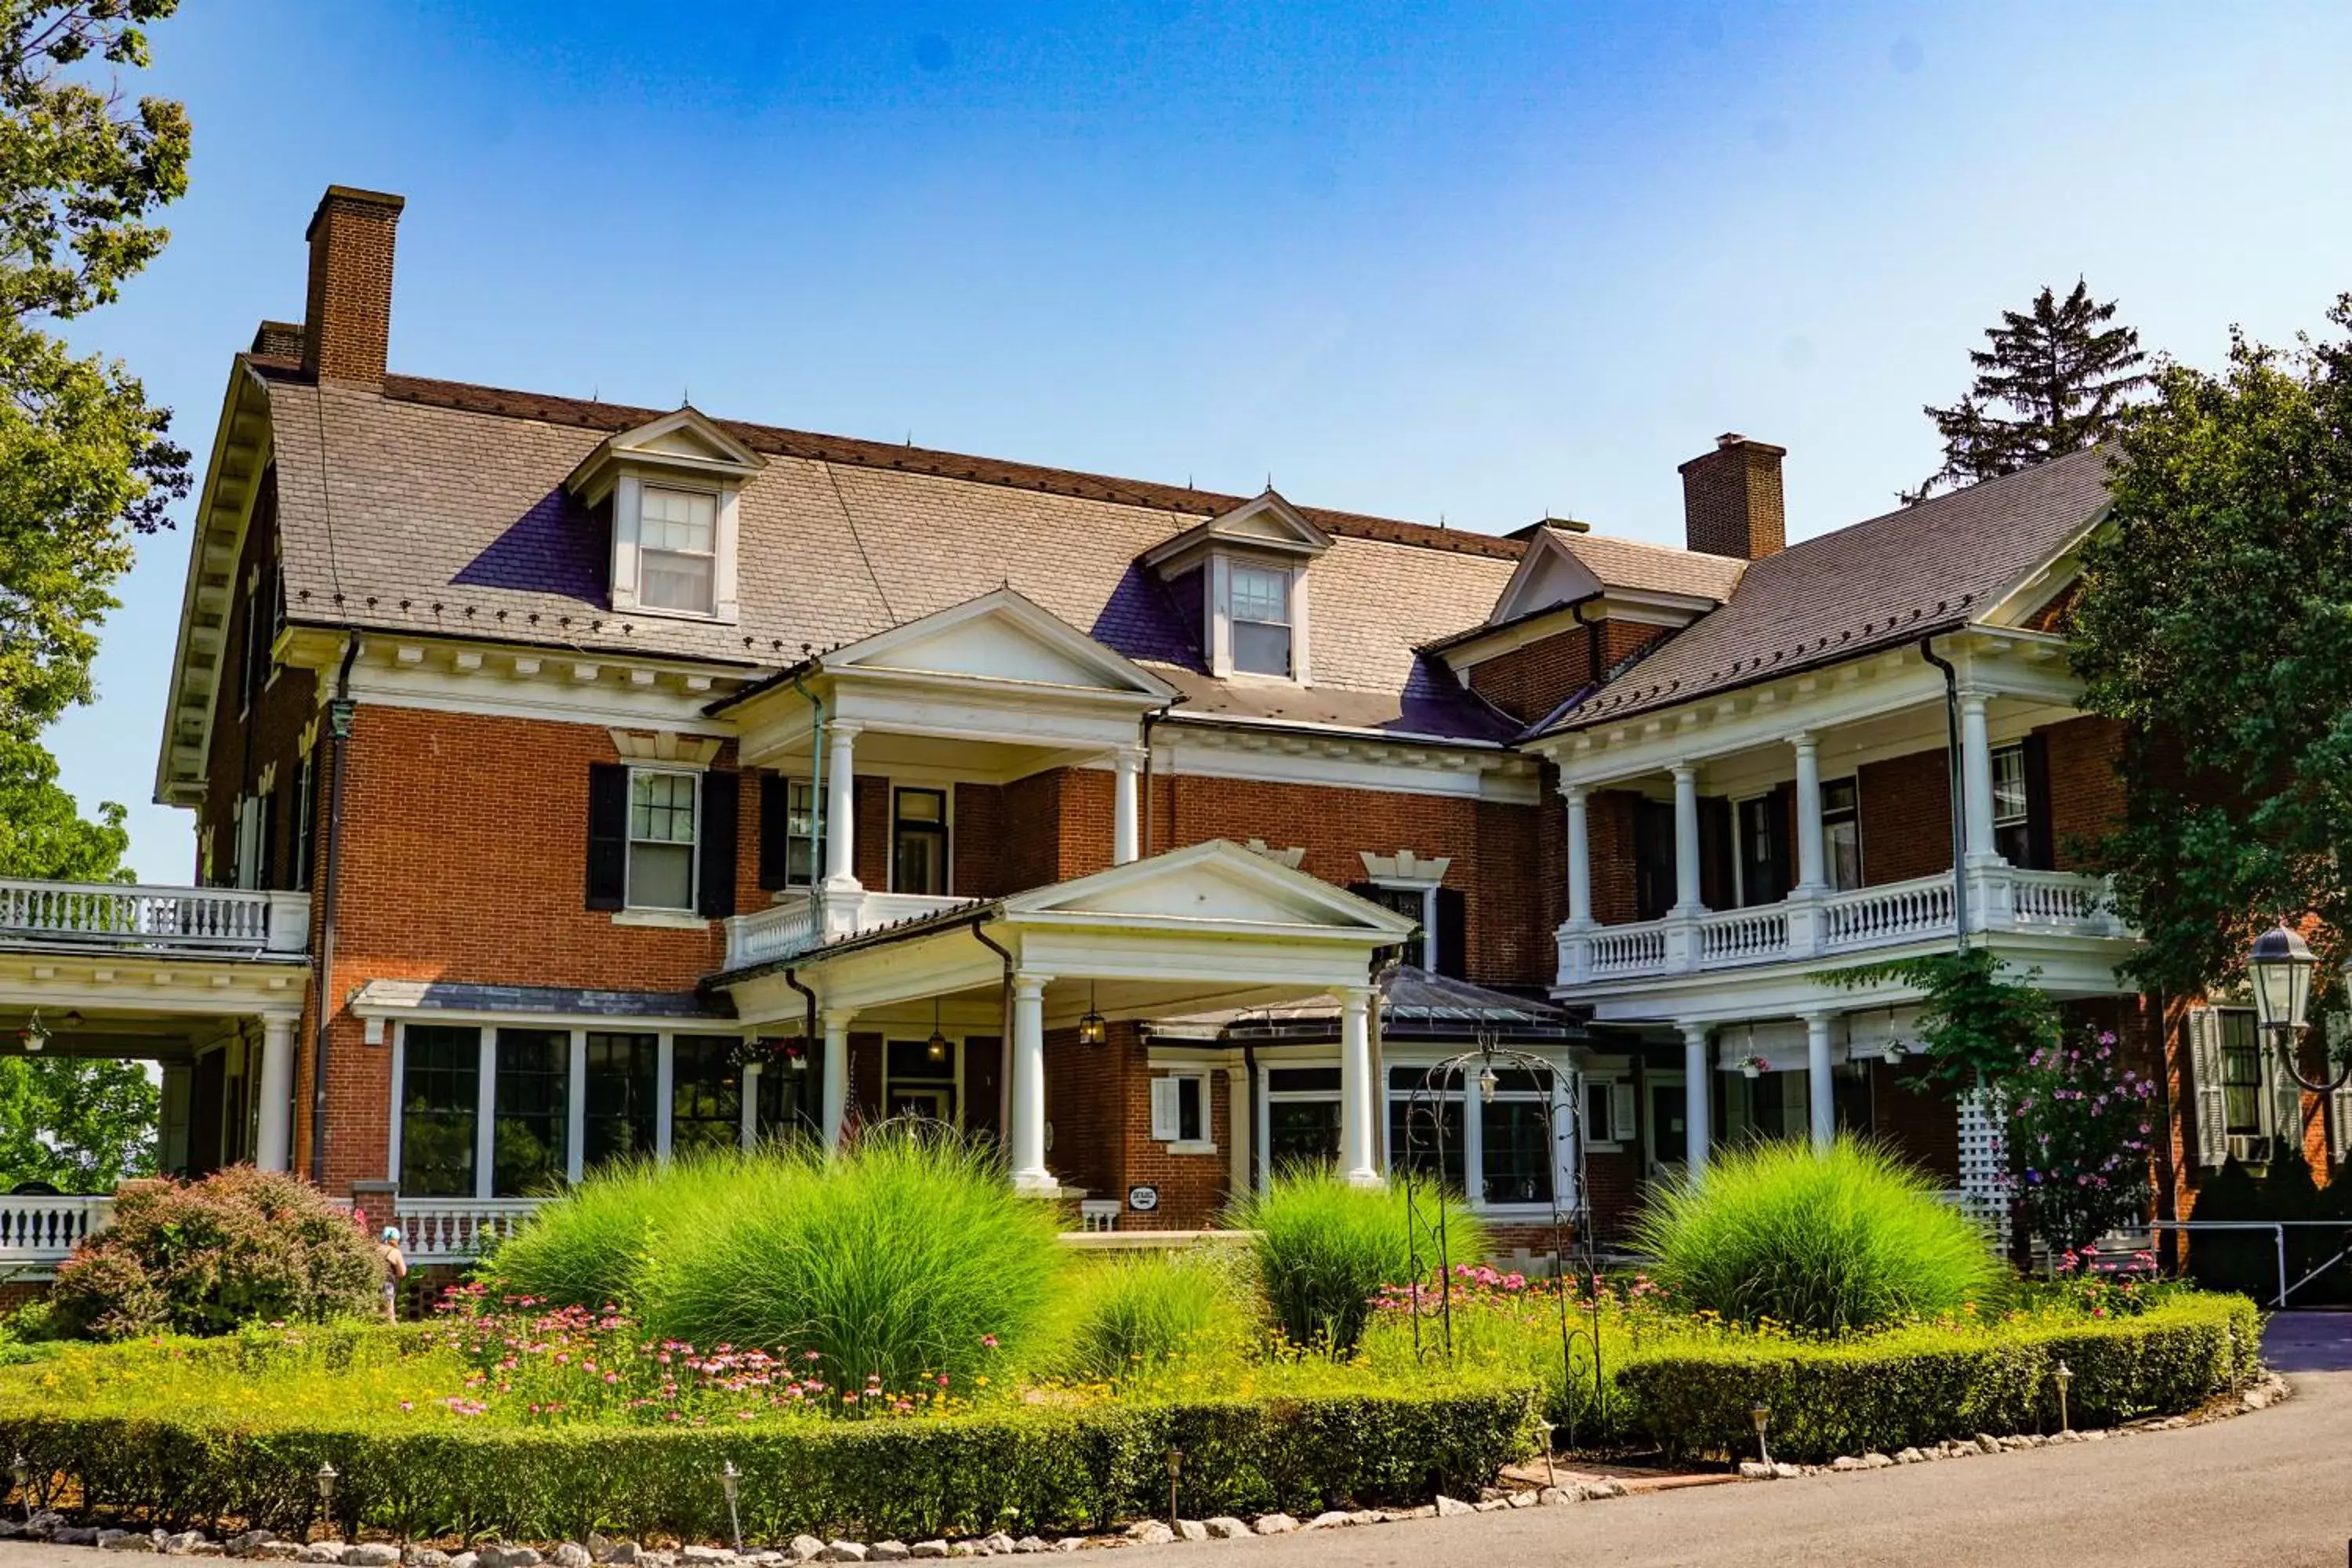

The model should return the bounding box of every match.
[1338,985,1381,1189]
[740,1060,762,1149]
[821,1008,855,1157]
[1563,784,1594,927]
[565,1030,587,1183]
[822,721,863,889]
[1112,746,1144,865]
[1959,691,1998,864]
[474,1027,498,1198]
[1805,1012,1835,1154]
[253,1014,296,1173]
[1671,762,1704,914]
[1224,1062,1252,1201]
[1008,973,1055,1195]
[654,1034,675,1161]
[1681,1022,1712,1183]
[1791,732,1826,893]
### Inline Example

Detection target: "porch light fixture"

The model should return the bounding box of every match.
[2247,925,2352,1093]
[1749,1403,1773,1467]
[927,998,949,1063]
[1478,1062,1501,1105]
[1535,1419,1559,1490]
[1078,982,1109,1049]
[1166,1448,1183,1529]
[14,1014,44,1054]
[2052,1360,2073,1433]
[314,1460,337,1537]
[720,1459,744,1554]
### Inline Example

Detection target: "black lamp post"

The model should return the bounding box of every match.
[2249,925,2352,1094]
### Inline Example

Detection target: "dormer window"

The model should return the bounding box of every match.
[564,408,766,625]
[1230,563,1293,677]
[1139,488,1330,685]
[640,485,718,614]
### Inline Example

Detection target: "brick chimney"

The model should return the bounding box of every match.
[300,186,405,385]
[1678,433,1788,560]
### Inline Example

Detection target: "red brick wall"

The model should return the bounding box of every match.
[1874,1059,1960,1181]
[2038,715,2126,871]
[1858,748,1952,885]
[1588,789,1642,925]
[1467,629,1597,727]
[1042,1023,1122,1203]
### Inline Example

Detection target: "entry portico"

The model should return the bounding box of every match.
[714,838,1419,1194]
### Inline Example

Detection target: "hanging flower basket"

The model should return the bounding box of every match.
[1737,1054,1770,1079]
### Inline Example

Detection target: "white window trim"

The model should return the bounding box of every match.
[624,764,702,916]
[1580,1073,1635,1153]
[886,780,956,897]
[1206,553,1312,685]
[609,473,741,625]
[1369,881,1439,972]
[1149,1070,1217,1154]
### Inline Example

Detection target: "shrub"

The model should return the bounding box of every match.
[1226,1171,1487,1354]
[1040,1250,1253,1386]
[1614,1292,2259,1461]
[1633,1138,1998,1333]
[49,1168,382,1340]
[490,1150,800,1310]
[640,1135,1065,1395]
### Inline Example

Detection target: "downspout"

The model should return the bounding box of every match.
[782,967,818,1131]
[971,919,1018,1144]
[310,636,360,1185]
[1138,699,1177,859]
[789,670,826,885]
[1918,636,1969,950]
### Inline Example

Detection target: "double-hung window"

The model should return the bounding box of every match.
[1991,744,2032,865]
[628,771,699,910]
[2220,1009,2267,1140]
[893,787,949,895]
[1229,564,1293,677]
[785,778,822,886]
[1149,1072,1212,1150]
[1363,885,1432,971]
[1823,778,1862,891]
[639,486,718,615]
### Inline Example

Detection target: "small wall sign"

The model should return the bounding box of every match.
[1127,1185,1160,1212]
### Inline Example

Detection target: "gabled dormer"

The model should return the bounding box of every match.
[1141,489,1330,684]
[564,408,768,624]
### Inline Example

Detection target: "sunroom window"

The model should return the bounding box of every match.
[639,485,717,615]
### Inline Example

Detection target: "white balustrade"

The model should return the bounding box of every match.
[2009,869,2104,929]
[1586,923,1669,975]
[1697,906,1789,964]
[0,1195,111,1262]
[724,889,971,970]
[394,1198,545,1265]
[1820,878,1956,950]
[0,880,308,955]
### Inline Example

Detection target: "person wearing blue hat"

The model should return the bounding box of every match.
[377,1225,408,1322]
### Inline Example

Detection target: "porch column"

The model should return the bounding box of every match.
[1804,1011,1835,1154]
[740,1059,762,1149]
[253,1014,296,1173]
[821,1007,855,1156]
[1563,783,1594,927]
[1959,691,1999,864]
[1680,1022,1712,1183]
[1225,1062,1252,1199]
[1791,731,1827,893]
[1112,746,1144,865]
[1671,762,1704,914]
[822,721,864,889]
[1338,985,1380,1189]
[1008,972,1056,1196]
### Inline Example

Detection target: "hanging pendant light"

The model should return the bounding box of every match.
[1078,980,1109,1049]
[1478,1060,1500,1105]
[926,996,949,1062]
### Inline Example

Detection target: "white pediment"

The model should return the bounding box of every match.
[1489,528,1605,624]
[822,588,1178,698]
[564,407,767,506]
[1141,489,1333,577]
[1006,840,1420,936]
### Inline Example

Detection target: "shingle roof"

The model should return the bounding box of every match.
[1553,528,1748,601]
[1544,448,2111,734]
[256,361,1522,740]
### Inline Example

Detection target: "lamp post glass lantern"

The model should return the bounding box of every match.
[720,1459,743,1553]
[1750,1403,1772,1466]
[2053,1359,2074,1432]
[2247,925,2351,1094]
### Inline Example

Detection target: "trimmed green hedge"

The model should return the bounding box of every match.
[1614,1294,2260,1462]
[0,1385,1537,1542]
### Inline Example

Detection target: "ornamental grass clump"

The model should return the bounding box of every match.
[641,1133,1064,1397]
[1041,1250,1253,1386]
[491,1149,800,1310]
[1634,1137,1998,1334]
[1227,1170,1488,1354]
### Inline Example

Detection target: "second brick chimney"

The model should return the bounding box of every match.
[1678,433,1787,560]
[300,185,405,385]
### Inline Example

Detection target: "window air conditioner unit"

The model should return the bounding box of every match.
[2226,1134,2270,1166]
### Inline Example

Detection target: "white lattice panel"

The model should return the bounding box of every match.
[1956,1088,2011,1250]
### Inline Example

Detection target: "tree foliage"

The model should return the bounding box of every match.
[2001,1026,2158,1254]
[1906,280,2148,503]
[1820,947,2062,1089]
[0,0,190,737]
[2069,299,2352,1003]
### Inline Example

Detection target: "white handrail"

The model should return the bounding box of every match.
[393,1197,545,1263]
[0,880,308,954]
[0,1195,111,1261]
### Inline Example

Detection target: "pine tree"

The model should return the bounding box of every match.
[1905,281,2149,503]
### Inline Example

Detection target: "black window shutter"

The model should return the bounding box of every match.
[757,772,790,891]
[1770,781,1798,900]
[1699,795,1734,911]
[1435,886,1469,979]
[586,763,628,910]
[2023,731,2056,870]
[698,770,740,919]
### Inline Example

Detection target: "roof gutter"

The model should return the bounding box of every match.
[1917,635,1971,952]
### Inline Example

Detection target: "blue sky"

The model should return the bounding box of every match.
[46,1,2352,880]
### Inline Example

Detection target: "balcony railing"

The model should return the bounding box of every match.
[394,1198,545,1265]
[0,1195,111,1265]
[724,888,976,969]
[0,880,310,956]
[1560,866,2127,986]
